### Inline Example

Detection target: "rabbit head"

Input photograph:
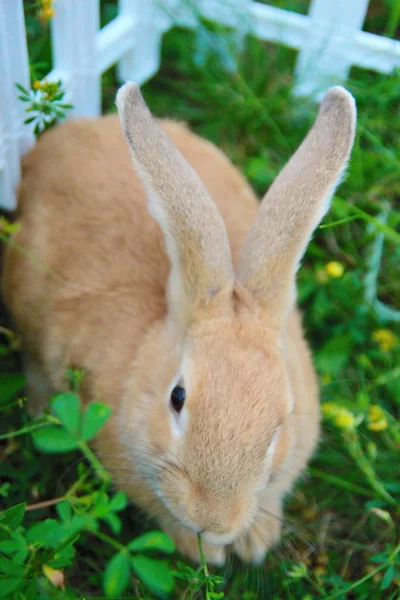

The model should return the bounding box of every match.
[116,84,356,547]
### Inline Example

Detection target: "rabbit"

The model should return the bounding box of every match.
[2,83,356,565]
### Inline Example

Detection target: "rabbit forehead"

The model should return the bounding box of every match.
[177,323,288,484]
[183,318,287,415]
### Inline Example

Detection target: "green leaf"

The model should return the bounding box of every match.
[131,555,174,597]
[108,492,128,512]
[24,579,39,600]
[15,82,28,94]
[27,519,59,545]
[92,491,111,517]
[32,426,79,453]
[0,557,24,576]
[369,552,387,563]
[0,532,28,564]
[48,541,76,568]
[52,392,81,436]
[316,334,354,376]
[81,402,112,441]
[0,503,26,530]
[128,531,175,555]
[28,517,82,550]
[0,575,24,596]
[103,513,122,535]
[0,374,26,404]
[104,551,131,598]
[56,500,72,523]
[0,540,21,555]
[381,565,396,590]
[27,518,83,550]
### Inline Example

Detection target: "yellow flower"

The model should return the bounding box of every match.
[367,404,388,432]
[321,402,339,417]
[325,261,345,278]
[369,405,385,420]
[33,80,42,90]
[334,407,356,430]
[36,79,61,101]
[322,403,356,430]
[372,329,398,352]
[39,1,55,22]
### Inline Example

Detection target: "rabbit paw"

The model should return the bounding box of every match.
[233,512,281,564]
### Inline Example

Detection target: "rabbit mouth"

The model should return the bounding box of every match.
[201,530,239,546]
[155,487,243,546]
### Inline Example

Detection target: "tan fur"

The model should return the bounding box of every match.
[237,87,356,329]
[2,85,356,564]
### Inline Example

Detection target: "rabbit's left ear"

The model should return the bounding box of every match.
[237,86,356,329]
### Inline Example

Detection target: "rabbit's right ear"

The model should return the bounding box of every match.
[237,87,356,330]
[117,83,234,330]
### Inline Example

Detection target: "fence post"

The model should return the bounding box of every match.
[117,0,174,84]
[192,0,252,71]
[50,0,100,117]
[0,0,34,211]
[294,0,370,97]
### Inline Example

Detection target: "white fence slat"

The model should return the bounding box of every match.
[198,0,251,29]
[2,0,400,211]
[117,0,174,85]
[354,30,400,73]
[0,0,34,211]
[250,3,308,49]
[96,14,137,75]
[50,0,101,117]
[294,0,370,97]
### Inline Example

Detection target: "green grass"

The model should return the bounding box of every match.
[1,1,400,599]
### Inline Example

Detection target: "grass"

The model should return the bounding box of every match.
[1,1,400,598]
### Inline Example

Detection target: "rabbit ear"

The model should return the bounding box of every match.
[116,83,234,328]
[237,86,356,329]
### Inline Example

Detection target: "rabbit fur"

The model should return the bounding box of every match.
[2,84,356,565]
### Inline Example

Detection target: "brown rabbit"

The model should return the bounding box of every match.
[2,84,356,564]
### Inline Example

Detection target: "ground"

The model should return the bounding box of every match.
[0,1,399,599]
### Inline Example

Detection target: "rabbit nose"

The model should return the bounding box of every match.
[186,504,224,533]
[188,511,229,534]
[185,483,248,536]
[186,497,238,536]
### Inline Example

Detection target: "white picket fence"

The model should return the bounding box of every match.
[1,0,400,211]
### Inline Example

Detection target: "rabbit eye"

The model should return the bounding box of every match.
[170,385,186,413]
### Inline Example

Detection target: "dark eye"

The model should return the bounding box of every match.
[170,385,186,413]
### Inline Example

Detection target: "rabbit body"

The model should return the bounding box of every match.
[3,86,356,564]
